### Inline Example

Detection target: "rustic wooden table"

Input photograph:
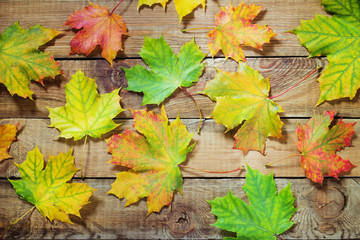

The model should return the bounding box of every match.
[1,0,360,239]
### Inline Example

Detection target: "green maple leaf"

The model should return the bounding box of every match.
[292,0,360,105]
[0,22,61,99]
[201,62,284,154]
[123,35,205,105]
[106,106,195,214]
[47,69,123,141]
[10,146,95,224]
[209,166,297,240]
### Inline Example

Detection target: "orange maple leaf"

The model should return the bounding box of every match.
[65,3,129,65]
[106,106,195,214]
[296,111,356,183]
[0,123,18,162]
[207,2,276,62]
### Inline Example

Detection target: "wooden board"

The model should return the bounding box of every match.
[1,58,360,119]
[1,178,360,239]
[1,0,360,239]
[0,118,359,178]
[0,0,328,58]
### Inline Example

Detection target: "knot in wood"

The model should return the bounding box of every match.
[168,209,194,234]
[313,185,346,219]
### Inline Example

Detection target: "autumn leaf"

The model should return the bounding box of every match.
[9,146,95,224]
[207,2,276,62]
[138,0,205,22]
[0,123,18,162]
[296,111,356,183]
[138,0,167,9]
[47,69,123,141]
[0,22,61,99]
[65,3,129,65]
[123,35,205,105]
[292,0,360,105]
[106,106,195,214]
[209,166,296,240]
[201,62,284,154]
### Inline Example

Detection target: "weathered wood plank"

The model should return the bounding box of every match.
[1,118,359,178]
[1,58,360,119]
[0,0,327,58]
[1,178,360,239]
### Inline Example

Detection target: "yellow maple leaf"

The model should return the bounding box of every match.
[10,146,95,223]
[0,123,18,162]
[138,0,205,22]
[207,2,276,62]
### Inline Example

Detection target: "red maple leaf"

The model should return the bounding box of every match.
[296,111,356,183]
[65,3,129,65]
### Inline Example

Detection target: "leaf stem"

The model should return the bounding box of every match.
[179,86,202,133]
[270,67,319,99]
[182,26,214,32]
[110,0,124,15]
[265,154,301,168]
[180,164,243,174]
[81,135,88,179]
[0,206,35,240]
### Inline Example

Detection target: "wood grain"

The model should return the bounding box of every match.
[1,0,359,239]
[0,117,359,178]
[1,58,360,119]
[1,178,360,239]
[0,0,327,58]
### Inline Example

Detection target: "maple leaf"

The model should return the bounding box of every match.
[0,123,18,162]
[47,69,123,141]
[0,22,61,99]
[9,146,95,224]
[137,0,205,22]
[65,3,129,65]
[292,0,360,105]
[296,111,356,183]
[201,62,284,154]
[106,106,195,214]
[209,166,297,240]
[123,35,205,105]
[206,2,276,62]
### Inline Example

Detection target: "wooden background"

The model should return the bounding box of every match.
[1,0,360,239]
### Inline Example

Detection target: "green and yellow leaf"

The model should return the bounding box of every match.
[124,36,205,105]
[10,146,95,224]
[106,106,195,214]
[209,166,297,240]
[0,22,61,99]
[201,62,284,154]
[47,69,123,141]
[292,0,360,105]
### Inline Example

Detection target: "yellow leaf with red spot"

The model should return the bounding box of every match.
[65,3,129,65]
[296,111,356,183]
[106,106,195,214]
[207,2,276,62]
[0,123,18,162]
